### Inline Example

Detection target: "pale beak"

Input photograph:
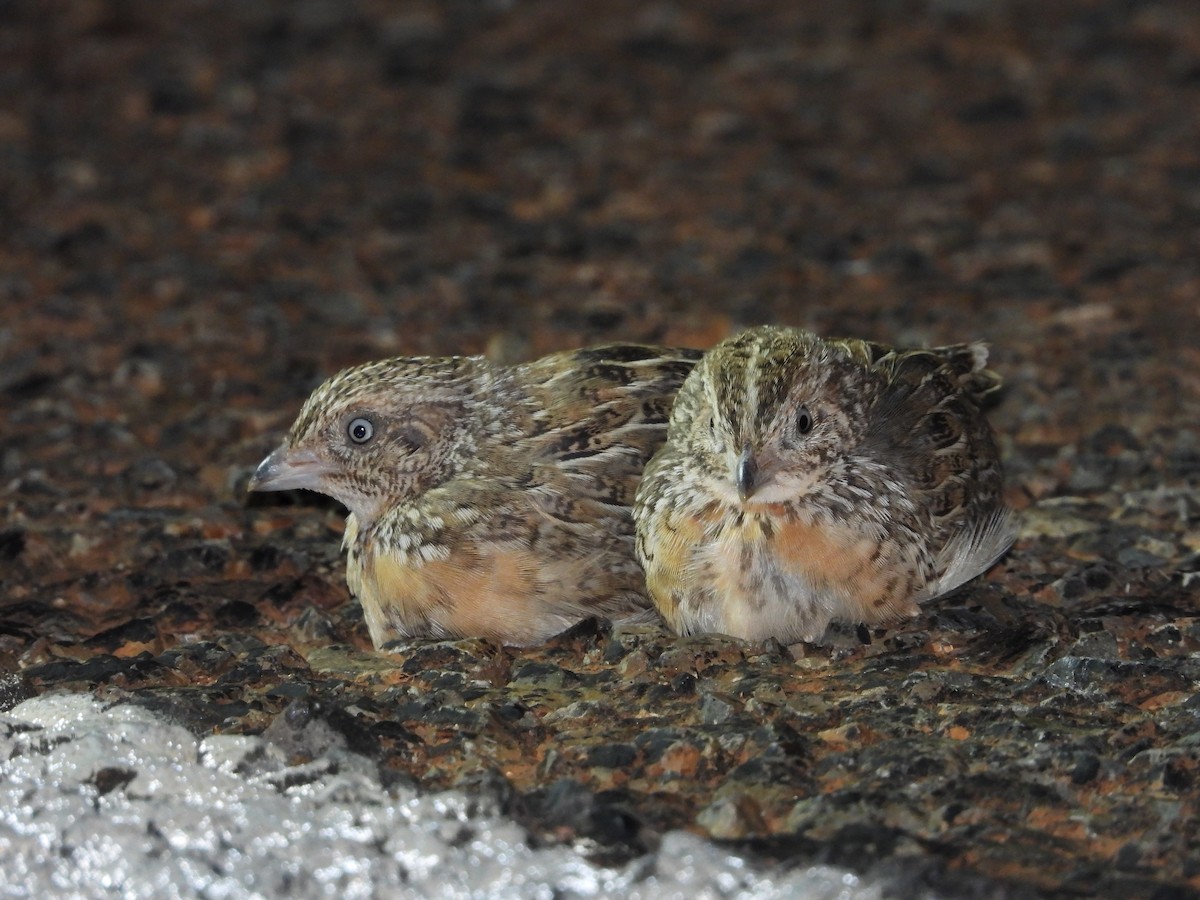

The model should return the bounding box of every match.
[736,443,758,501]
[247,445,332,493]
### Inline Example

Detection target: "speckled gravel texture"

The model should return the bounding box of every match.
[2,0,1198,897]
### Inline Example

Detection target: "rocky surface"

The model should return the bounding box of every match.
[2,694,919,899]
[2,0,1198,896]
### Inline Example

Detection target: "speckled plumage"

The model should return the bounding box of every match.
[634,325,1015,644]
[249,344,701,648]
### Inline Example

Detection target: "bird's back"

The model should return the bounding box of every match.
[519,344,704,509]
[858,343,1003,521]
[855,341,1013,599]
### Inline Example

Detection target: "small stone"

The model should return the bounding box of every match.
[0,671,34,713]
[1070,753,1101,784]
[616,649,651,680]
[699,692,738,725]
[646,741,703,780]
[584,743,637,769]
[696,795,764,840]
[507,661,581,690]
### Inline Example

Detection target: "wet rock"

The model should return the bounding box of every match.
[584,743,637,770]
[507,661,582,690]
[0,671,34,713]
[1070,752,1102,785]
[699,691,739,725]
[520,777,647,855]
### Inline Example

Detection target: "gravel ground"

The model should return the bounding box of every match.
[0,693,956,899]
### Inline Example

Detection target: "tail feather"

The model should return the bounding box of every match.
[922,506,1018,602]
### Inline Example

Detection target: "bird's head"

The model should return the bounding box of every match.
[671,326,879,504]
[248,356,495,526]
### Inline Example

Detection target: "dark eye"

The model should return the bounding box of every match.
[796,406,813,435]
[347,417,374,444]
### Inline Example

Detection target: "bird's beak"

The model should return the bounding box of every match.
[247,445,332,493]
[736,443,758,501]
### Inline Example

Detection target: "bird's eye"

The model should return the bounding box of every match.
[347,417,375,444]
[796,406,814,435]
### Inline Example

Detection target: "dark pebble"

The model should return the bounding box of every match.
[25,654,133,686]
[1116,546,1167,569]
[633,728,689,762]
[1161,759,1192,793]
[0,672,35,713]
[247,544,285,571]
[724,746,811,790]
[89,766,137,796]
[585,743,637,769]
[162,540,233,575]
[425,705,491,730]
[85,617,160,653]
[1115,842,1142,871]
[267,682,313,703]
[377,188,436,231]
[601,638,628,665]
[457,80,534,136]
[543,616,613,650]
[1057,576,1087,600]
[1071,753,1101,784]
[508,661,581,689]
[216,600,260,627]
[381,34,450,84]
[1083,424,1143,455]
[0,527,26,561]
[669,672,697,695]
[1083,566,1114,590]
[283,697,316,728]
[399,642,494,674]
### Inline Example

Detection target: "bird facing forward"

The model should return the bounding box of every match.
[634,325,1015,644]
[249,344,701,648]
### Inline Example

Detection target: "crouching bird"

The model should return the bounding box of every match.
[634,325,1015,644]
[250,344,701,648]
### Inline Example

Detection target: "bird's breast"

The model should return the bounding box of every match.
[346,519,569,647]
[686,500,919,637]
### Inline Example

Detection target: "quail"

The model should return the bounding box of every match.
[250,344,701,648]
[634,325,1015,643]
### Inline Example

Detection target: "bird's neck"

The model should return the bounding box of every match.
[343,500,453,568]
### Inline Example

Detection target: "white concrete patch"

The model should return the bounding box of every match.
[0,693,918,899]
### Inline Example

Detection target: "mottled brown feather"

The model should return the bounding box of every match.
[251,344,701,648]
[634,325,1014,643]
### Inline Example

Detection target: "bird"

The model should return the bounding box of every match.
[633,325,1016,644]
[248,343,702,648]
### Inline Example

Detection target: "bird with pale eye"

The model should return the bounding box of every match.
[249,344,702,649]
[634,325,1016,645]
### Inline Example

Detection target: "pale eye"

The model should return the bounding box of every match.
[347,417,375,444]
[796,406,814,435]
